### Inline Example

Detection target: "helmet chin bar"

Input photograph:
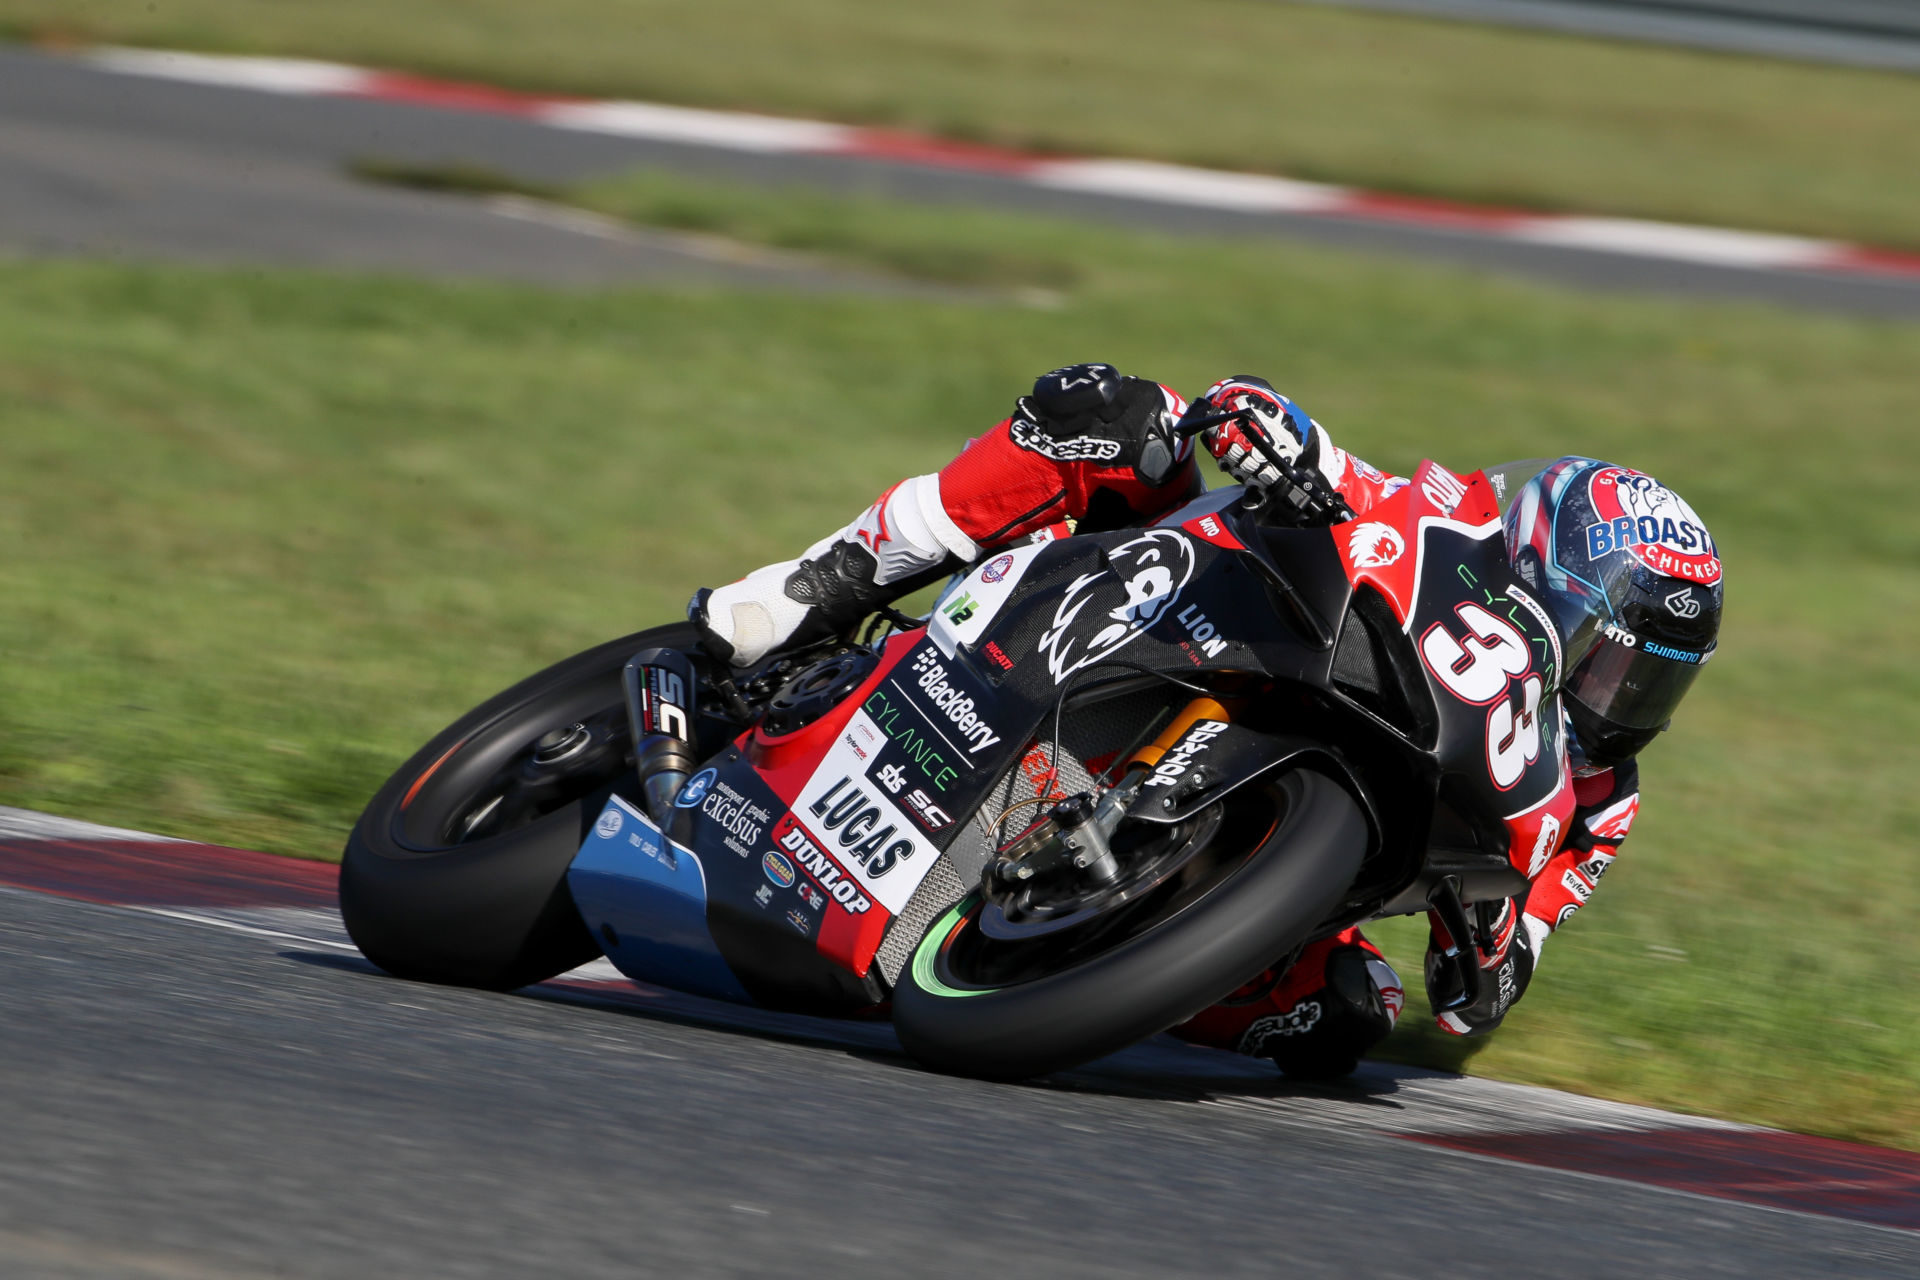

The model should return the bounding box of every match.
[1566,696,1661,771]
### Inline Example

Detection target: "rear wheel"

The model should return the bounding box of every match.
[338,623,700,990]
[893,770,1367,1080]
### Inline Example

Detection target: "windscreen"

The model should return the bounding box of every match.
[1481,459,1553,516]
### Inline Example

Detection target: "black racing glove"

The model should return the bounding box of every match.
[1012,362,1187,488]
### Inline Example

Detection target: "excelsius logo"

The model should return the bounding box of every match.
[675,768,717,808]
[1036,529,1196,684]
[701,779,771,853]
[908,649,1002,754]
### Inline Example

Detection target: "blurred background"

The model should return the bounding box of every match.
[1,0,1914,1170]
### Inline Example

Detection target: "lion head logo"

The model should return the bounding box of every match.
[1347,521,1406,570]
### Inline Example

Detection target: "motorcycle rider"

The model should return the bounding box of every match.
[691,363,1722,1078]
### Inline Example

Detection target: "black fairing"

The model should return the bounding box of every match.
[664,479,1565,1009]
[923,492,1553,920]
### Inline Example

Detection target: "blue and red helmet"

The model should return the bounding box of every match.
[1496,457,1722,768]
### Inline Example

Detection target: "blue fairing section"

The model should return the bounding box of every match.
[568,795,753,1004]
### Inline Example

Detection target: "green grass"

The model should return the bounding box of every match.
[8,0,1920,248]
[2,181,1916,1148]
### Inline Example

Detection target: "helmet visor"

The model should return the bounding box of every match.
[1564,632,1705,731]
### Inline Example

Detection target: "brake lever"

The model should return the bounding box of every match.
[1175,403,1353,526]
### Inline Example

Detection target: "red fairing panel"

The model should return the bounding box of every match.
[1335,460,1497,624]
[748,629,925,979]
[1338,462,1577,872]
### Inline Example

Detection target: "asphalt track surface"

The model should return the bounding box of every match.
[4,47,1920,318]
[4,816,1919,1277]
[0,49,927,294]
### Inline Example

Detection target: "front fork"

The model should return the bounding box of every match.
[991,695,1236,888]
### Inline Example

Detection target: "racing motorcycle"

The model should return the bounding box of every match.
[340,419,1575,1081]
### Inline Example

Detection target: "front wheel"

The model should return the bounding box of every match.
[892,770,1367,1081]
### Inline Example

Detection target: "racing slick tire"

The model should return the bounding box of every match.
[894,769,1366,1081]
[339,623,697,991]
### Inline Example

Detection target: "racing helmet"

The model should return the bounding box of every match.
[1493,457,1722,769]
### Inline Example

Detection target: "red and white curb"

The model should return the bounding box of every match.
[83,46,1920,283]
[4,800,1917,1230]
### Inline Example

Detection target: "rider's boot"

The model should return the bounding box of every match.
[690,473,977,668]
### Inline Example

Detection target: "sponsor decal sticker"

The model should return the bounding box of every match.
[928,542,1045,656]
[786,907,813,935]
[901,787,954,833]
[1143,719,1230,790]
[772,814,875,915]
[1561,868,1594,903]
[1583,467,1721,585]
[1036,529,1196,684]
[906,649,1002,755]
[701,778,771,856]
[1491,956,1519,1018]
[676,768,717,808]
[1665,587,1701,619]
[762,851,796,888]
[1576,851,1616,883]
[862,690,961,791]
[754,883,773,907]
[1527,813,1562,878]
[1347,521,1406,570]
[1238,1001,1323,1055]
[1019,746,1068,804]
[1009,414,1123,463]
[938,591,977,626]
[806,776,918,878]
[868,757,957,832]
[981,641,1015,671]
[1174,604,1228,660]
[595,807,624,839]
[1180,509,1245,550]
[1419,464,1469,515]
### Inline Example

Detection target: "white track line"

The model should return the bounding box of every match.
[76,46,1920,280]
[0,804,183,844]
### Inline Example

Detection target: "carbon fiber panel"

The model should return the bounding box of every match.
[874,851,966,987]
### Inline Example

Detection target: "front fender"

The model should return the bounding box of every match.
[1126,722,1379,849]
